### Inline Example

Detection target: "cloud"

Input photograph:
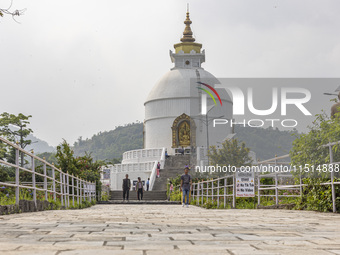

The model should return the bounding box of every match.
[1,0,339,146]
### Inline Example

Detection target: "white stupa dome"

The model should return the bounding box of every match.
[143,11,233,153]
[146,69,223,102]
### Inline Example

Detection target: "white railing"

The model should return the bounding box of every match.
[149,147,166,191]
[0,137,96,208]
[192,175,236,208]
[112,161,156,173]
[148,161,158,191]
[110,147,166,191]
[122,148,165,163]
[192,141,340,212]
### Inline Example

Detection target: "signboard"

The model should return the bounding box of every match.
[103,169,110,179]
[236,172,255,197]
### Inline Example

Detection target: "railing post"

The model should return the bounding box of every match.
[224,177,226,209]
[15,143,20,205]
[31,152,37,208]
[94,182,96,201]
[81,179,83,203]
[82,180,84,202]
[88,182,91,202]
[258,175,261,206]
[84,180,86,202]
[60,171,64,206]
[66,172,70,208]
[275,173,278,205]
[89,182,92,203]
[206,181,208,202]
[275,156,278,205]
[217,179,220,208]
[195,183,197,203]
[88,182,91,201]
[72,174,75,207]
[232,173,236,208]
[197,182,200,205]
[76,177,80,205]
[43,157,47,201]
[52,163,56,202]
[299,170,302,199]
[211,180,214,203]
[329,145,336,213]
[92,182,94,201]
[62,172,66,206]
[201,182,203,206]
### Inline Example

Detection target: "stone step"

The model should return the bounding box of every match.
[110,190,167,201]
[152,155,194,191]
[164,155,192,169]
[98,200,181,205]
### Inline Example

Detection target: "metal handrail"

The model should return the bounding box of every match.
[191,140,340,212]
[0,136,96,208]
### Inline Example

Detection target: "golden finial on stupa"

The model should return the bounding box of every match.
[173,5,202,54]
[180,5,195,43]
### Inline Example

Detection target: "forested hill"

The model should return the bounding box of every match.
[73,123,143,161]
[234,125,297,161]
[72,122,297,162]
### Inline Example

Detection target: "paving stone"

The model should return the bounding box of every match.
[1,205,340,254]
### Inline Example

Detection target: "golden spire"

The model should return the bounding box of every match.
[180,8,195,43]
[173,6,202,54]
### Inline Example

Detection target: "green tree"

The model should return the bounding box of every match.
[73,122,143,160]
[37,152,58,165]
[56,140,79,175]
[107,158,121,165]
[208,139,252,166]
[290,111,340,212]
[207,139,252,177]
[0,112,33,167]
[0,142,7,160]
[56,140,103,199]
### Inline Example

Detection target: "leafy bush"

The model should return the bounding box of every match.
[290,111,340,212]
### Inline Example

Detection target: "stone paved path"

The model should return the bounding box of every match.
[1,205,340,255]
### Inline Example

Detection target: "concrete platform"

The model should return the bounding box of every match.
[1,204,340,254]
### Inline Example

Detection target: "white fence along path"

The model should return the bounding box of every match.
[192,141,340,212]
[0,136,96,208]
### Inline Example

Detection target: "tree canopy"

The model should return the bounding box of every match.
[290,111,340,212]
[0,112,33,167]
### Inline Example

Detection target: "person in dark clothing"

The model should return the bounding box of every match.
[180,167,192,208]
[157,162,161,177]
[146,178,150,191]
[179,147,185,155]
[165,150,170,159]
[136,177,144,200]
[122,174,131,202]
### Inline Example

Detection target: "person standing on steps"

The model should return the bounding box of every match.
[180,167,192,208]
[146,178,150,191]
[168,181,174,201]
[157,162,161,178]
[122,174,131,202]
[136,177,144,201]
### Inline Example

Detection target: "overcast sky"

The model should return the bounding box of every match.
[1,0,340,146]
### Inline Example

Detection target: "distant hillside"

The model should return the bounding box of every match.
[71,122,296,162]
[73,122,143,160]
[26,134,55,153]
[234,125,297,161]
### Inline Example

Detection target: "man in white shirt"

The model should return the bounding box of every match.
[135,177,144,201]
